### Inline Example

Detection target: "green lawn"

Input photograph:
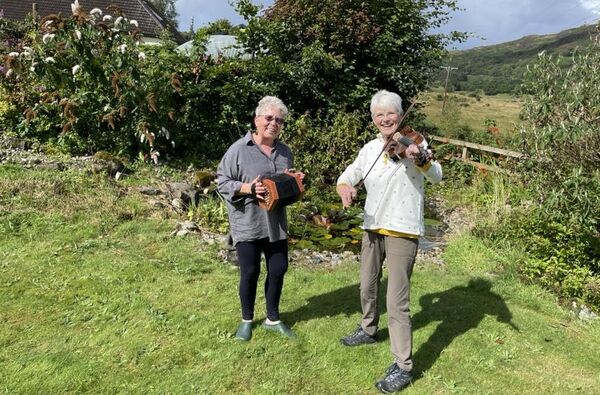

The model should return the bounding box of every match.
[1,165,599,394]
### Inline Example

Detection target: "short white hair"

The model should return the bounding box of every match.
[255,96,289,118]
[370,90,403,116]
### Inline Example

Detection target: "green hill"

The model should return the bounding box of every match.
[440,24,598,94]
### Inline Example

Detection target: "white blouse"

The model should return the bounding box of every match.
[337,134,442,236]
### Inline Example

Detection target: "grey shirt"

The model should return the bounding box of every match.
[217,131,294,245]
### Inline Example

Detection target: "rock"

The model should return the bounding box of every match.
[36,162,64,171]
[91,151,126,176]
[171,198,185,211]
[192,170,217,189]
[166,182,199,207]
[139,186,162,196]
[578,305,598,321]
[170,220,200,237]
[0,137,31,150]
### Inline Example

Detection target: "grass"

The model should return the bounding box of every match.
[418,89,523,143]
[1,164,599,394]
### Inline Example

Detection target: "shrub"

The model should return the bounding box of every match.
[492,26,600,307]
[284,110,372,185]
[0,5,181,157]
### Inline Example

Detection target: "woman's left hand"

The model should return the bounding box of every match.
[403,144,420,159]
[285,169,305,181]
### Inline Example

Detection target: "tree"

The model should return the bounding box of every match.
[198,19,240,36]
[222,0,465,184]
[148,0,179,30]
[234,0,466,113]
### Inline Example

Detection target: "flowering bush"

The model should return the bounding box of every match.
[486,25,600,307]
[1,1,182,158]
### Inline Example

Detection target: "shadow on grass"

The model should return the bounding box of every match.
[282,276,516,377]
[282,279,390,340]
[412,277,518,379]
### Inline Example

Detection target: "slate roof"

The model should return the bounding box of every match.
[0,0,185,44]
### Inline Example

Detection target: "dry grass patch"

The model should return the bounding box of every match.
[418,90,523,143]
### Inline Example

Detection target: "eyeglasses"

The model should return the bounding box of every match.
[261,115,285,125]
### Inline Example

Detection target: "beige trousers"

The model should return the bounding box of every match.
[360,231,418,372]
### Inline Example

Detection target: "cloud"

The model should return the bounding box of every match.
[578,0,600,15]
[442,0,597,49]
[176,0,598,50]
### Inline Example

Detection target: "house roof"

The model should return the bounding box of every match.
[0,0,185,44]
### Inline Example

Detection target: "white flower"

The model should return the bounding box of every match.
[72,65,81,75]
[90,8,103,16]
[138,52,146,60]
[171,141,176,148]
[30,62,38,72]
[103,15,112,22]
[42,33,55,44]
[119,44,127,54]
[8,52,19,58]
[115,16,123,26]
[6,69,14,78]
[150,149,160,165]
[130,20,139,27]
[22,47,33,59]
[44,57,56,63]
[74,30,82,40]
[71,0,81,14]
[43,20,54,28]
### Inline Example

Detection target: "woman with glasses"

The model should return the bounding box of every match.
[217,96,304,341]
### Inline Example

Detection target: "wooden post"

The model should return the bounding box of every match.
[32,3,38,19]
[440,66,458,113]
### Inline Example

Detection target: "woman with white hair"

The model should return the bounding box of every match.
[217,96,304,341]
[336,90,442,393]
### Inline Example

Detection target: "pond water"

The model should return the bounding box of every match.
[420,217,447,252]
[289,210,448,253]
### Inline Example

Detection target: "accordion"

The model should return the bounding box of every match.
[259,172,305,211]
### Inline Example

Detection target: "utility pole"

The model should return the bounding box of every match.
[440,66,458,113]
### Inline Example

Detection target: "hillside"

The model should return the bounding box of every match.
[439,24,598,94]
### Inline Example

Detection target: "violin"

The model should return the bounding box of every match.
[386,125,435,166]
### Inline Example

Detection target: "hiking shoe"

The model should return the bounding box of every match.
[235,321,253,341]
[340,326,377,346]
[375,363,412,393]
[262,321,296,338]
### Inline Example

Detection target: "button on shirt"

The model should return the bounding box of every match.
[217,131,294,245]
[337,134,442,236]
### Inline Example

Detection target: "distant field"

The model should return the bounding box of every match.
[418,89,523,139]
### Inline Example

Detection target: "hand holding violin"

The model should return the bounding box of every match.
[387,125,435,167]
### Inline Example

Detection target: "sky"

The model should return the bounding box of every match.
[176,0,600,49]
